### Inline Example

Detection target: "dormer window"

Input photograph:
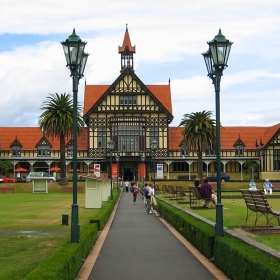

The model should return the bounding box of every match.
[234,136,245,157]
[181,147,188,157]
[235,144,244,156]
[12,145,21,156]
[206,147,215,156]
[67,140,73,157]
[36,138,51,157]
[180,141,188,157]
[10,139,22,157]
[37,145,50,156]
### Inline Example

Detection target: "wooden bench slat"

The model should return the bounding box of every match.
[189,186,205,208]
[0,187,15,194]
[176,185,189,204]
[239,189,280,229]
[61,187,83,193]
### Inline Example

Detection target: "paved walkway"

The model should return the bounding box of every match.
[76,191,229,280]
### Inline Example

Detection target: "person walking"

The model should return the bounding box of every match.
[132,182,139,205]
[150,183,155,197]
[144,186,152,214]
[143,183,148,206]
[125,180,129,193]
[263,179,273,195]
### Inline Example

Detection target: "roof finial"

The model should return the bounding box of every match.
[126,23,128,31]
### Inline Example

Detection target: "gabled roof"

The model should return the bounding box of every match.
[10,138,22,148]
[83,70,173,119]
[220,124,280,149]
[84,85,110,117]
[233,136,246,147]
[0,127,88,151]
[169,124,280,150]
[118,25,135,53]
[169,127,184,150]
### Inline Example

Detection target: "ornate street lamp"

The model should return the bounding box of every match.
[116,153,120,190]
[61,29,89,243]
[202,29,233,237]
[140,151,146,187]
[150,140,158,189]
[108,139,115,200]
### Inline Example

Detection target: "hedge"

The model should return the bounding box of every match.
[24,191,120,280]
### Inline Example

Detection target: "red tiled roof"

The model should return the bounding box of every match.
[169,127,183,150]
[0,127,88,151]
[147,85,172,115]
[169,124,280,150]
[1,124,279,152]
[83,85,110,116]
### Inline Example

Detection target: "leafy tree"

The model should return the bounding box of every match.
[244,160,259,180]
[38,93,84,185]
[0,161,14,175]
[178,110,216,180]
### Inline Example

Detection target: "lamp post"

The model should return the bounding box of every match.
[116,153,120,190]
[108,139,115,200]
[61,29,89,243]
[140,151,146,188]
[150,140,158,189]
[202,29,233,237]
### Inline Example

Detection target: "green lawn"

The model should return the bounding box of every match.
[155,181,280,251]
[0,181,279,279]
[0,182,99,280]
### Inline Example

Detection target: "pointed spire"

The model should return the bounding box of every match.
[118,24,136,53]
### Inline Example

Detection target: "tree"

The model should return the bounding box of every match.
[0,160,14,175]
[178,111,216,180]
[38,93,84,185]
[244,160,259,181]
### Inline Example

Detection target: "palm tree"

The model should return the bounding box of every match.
[38,93,84,185]
[178,110,216,180]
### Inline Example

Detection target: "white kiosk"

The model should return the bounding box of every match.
[85,176,102,208]
[27,172,52,194]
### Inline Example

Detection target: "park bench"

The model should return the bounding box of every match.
[189,186,215,209]
[178,175,196,180]
[155,184,163,195]
[0,186,15,193]
[189,186,204,208]
[61,187,83,193]
[162,185,170,198]
[176,185,189,204]
[239,189,280,230]
[168,185,177,200]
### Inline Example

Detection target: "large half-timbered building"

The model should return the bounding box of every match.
[1,27,280,181]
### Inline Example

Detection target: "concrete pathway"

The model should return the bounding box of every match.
[76,191,229,280]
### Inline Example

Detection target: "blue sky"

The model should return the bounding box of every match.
[1,0,280,128]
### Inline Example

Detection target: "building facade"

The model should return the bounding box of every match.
[1,27,280,181]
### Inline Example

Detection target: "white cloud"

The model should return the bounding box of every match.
[1,0,280,127]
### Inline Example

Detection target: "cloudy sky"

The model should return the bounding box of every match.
[1,0,280,128]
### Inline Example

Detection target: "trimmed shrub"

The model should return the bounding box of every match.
[214,235,280,280]
[25,191,120,280]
